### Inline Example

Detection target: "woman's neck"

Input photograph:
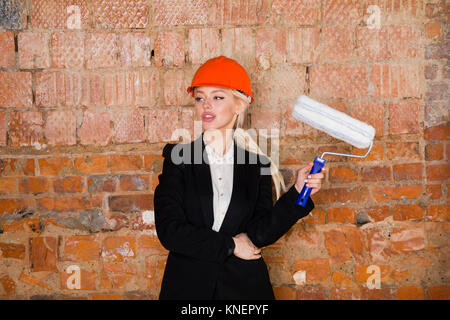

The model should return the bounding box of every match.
[203,128,234,156]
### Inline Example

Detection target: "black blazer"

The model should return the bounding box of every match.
[154,132,315,300]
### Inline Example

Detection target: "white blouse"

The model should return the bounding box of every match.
[204,137,234,232]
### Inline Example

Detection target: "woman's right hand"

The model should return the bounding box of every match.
[232,233,261,260]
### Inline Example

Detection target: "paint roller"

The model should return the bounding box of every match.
[291,95,376,207]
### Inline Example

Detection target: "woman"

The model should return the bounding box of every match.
[154,56,326,300]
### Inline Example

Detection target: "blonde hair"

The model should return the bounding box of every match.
[229,90,287,201]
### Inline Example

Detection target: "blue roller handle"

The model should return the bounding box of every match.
[296,156,326,207]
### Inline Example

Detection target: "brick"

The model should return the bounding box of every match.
[302,208,326,224]
[256,28,286,68]
[85,33,117,69]
[119,33,151,67]
[79,110,111,145]
[396,286,425,300]
[18,177,49,194]
[287,27,320,64]
[366,229,390,263]
[111,108,145,144]
[188,28,220,65]
[147,107,179,143]
[386,142,420,160]
[269,0,318,25]
[51,32,84,68]
[323,229,352,264]
[0,31,15,67]
[425,143,444,160]
[153,31,184,67]
[389,100,420,134]
[163,69,186,106]
[44,110,77,146]
[138,235,168,255]
[109,154,142,172]
[105,70,159,107]
[146,255,166,292]
[36,195,102,213]
[293,258,330,283]
[329,167,358,183]
[393,163,422,181]
[331,271,353,287]
[322,0,361,25]
[361,166,391,182]
[93,0,148,28]
[35,71,92,107]
[311,186,370,205]
[255,65,307,105]
[389,25,422,59]
[425,184,442,200]
[0,198,33,216]
[391,226,425,253]
[353,143,384,162]
[0,242,25,259]
[355,26,388,61]
[0,177,16,193]
[74,155,108,174]
[426,81,449,101]
[425,64,438,80]
[424,124,450,141]
[30,0,90,29]
[60,267,96,290]
[425,204,450,221]
[296,285,326,300]
[211,0,265,25]
[428,286,450,300]
[102,236,136,262]
[0,72,32,108]
[425,23,441,40]
[320,26,353,62]
[64,236,100,261]
[221,28,255,68]
[327,207,356,224]
[152,0,208,25]
[354,265,390,283]
[119,174,150,192]
[372,184,423,202]
[109,194,154,212]
[0,275,16,295]
[273,286,296,300]
[53,176,84,193]
[18,273,51,290]
[18,32,50,68]
[87,175,116,193]
[39,157,73,176]
[0,0,26,29]
[370,63,421,98]
[250,108,281,132]
[2,217,41,233]
[30,237,58,272]
[352,101,384,138]
[180,107,195,142]
[426,164,450,181]
[393,204,424,221]
[0,112,5,146]
[103,263,137,275]
[310,64,367,99]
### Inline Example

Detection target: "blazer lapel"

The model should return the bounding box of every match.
[192,132,215,229]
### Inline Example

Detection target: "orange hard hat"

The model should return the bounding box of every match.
[187,56,254,104]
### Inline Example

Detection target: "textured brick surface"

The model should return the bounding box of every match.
[0,0,447,301]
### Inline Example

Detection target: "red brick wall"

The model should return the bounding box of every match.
[0,0,448,300]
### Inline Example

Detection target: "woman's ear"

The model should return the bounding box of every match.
[235,98,247,116]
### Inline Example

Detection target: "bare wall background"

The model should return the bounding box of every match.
[0,0,448,300]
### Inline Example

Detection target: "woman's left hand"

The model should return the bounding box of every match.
[294,162,326,196]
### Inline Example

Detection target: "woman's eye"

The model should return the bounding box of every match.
[194,97,204,102]
[214,96,224,100]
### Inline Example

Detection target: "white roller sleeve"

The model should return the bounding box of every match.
[292,95,375,149]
